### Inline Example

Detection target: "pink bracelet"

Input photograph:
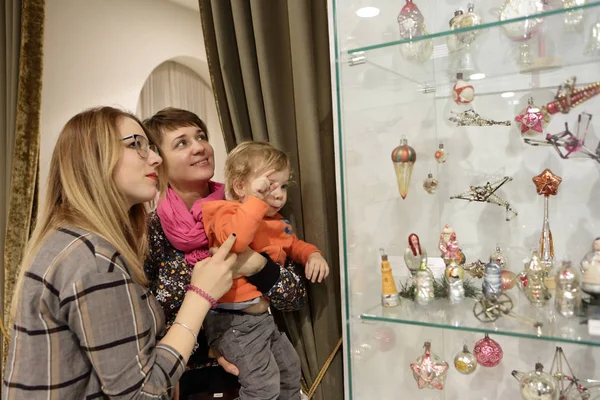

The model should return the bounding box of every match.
[184,284,218,309]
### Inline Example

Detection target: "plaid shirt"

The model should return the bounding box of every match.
[3,227,185,399]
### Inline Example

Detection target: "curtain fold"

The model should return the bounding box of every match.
[2,0,45,370]
[199,1,342,398]
[0,0,22,377]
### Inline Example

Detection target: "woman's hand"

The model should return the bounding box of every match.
[210,247,267,279]
[305,252,329,283]
[209,347,240,376]
[190,234,238,300]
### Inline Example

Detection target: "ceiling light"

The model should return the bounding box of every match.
[356,7,380,18]
[469,73,486,80]
[501,92,515,98]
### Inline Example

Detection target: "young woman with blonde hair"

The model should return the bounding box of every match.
[4,106,238,399]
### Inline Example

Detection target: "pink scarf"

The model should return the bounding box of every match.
[157,181,225,266]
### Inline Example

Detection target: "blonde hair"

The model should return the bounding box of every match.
[224,141,290,201]
[11,107,150,318]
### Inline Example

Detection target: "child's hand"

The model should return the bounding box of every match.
[305,252,329,283]
[250,169,279,200]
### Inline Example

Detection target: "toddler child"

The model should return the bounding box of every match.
[201,141,329,400]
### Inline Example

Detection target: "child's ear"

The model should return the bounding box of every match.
[233,179,246,199]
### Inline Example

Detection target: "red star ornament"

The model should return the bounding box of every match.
[514,98,550,137]
[532,169,562,196]
[410,342,449,390]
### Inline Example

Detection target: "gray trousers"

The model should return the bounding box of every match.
[204,311,301,400]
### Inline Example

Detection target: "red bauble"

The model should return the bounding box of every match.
[473,334,503,367]
[501,270,517,291]
[372,326,396,352]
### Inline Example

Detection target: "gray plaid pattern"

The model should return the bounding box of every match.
[3,227,185,399]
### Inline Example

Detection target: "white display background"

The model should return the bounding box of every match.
[333,1,600,398]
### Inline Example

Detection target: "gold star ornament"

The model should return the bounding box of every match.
[532,169,562,196]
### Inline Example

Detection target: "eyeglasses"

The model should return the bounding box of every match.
[121,134,158,159]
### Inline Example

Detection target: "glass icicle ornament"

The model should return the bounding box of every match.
[532,169,562,276]
[391,137,417,200]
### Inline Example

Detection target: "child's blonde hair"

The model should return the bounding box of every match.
[225,141,290,201]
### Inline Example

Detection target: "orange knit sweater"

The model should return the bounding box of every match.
[202,196,320,303]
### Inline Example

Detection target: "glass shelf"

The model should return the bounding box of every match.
[346,1,600,54]
[359,296,600,347]
[342,7,600,98]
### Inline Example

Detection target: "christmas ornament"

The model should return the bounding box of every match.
[524,113,599,163]
[499,0,547,42]
[415,258,435,305]
[550,346,594,399]
[514,97,550,137]
[555,260,582,318]
[399,35,434,63]
[351,342,374,363]
[445,261,465,304]
[447,9,466,54]
[464,259,485,278]
[423,173,439,195]
[439,225,466,265]
[517,250,551,307]
[391,138,417,200]
[410,342,449,390]
[451,3,483,45]
[397,0,425,39]
[473,334,503,367]
[512,362,557,400]
[434,143,447,163]
[533,169,562,273]
[449,108,512,127]
[541,77,600,118]
[452,73,475,105]
[398,277,481,300]
[491,245,508,269]
[380,249,400,307]
[372,326,396,352]
[502,270,517,291]
[563,0,588,32]
[585,15,600,56]
[482,259,503,298]
[404,233,427,276]
[454,344,477,375]
[580,237,600,305]
[450,176,518,221]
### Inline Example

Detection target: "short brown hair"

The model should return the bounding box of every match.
[143,107,208,192]
[143,107,208,150]
[225,141,290,201]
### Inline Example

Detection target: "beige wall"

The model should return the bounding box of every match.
[40,0,227,203]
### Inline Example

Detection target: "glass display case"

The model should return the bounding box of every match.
[329,1,600,398]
